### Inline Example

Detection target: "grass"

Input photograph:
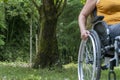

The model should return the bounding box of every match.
[101,67,120,80]
[0,62,120,80]
[0,62,78,80]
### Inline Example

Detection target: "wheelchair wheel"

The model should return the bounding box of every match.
[78,30,101,80]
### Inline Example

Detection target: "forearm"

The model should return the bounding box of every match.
[78,0,96,32]
[78,13,87,32]
[78,0,96,40]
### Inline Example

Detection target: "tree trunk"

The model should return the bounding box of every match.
[33,0,59,68]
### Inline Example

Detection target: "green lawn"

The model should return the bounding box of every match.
[0,62,78,80]
[0,62,120,80]
[101,67,120,80]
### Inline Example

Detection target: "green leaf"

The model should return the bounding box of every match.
[0,23,6,29]
[0,39,5,45]
[0,35,5,38]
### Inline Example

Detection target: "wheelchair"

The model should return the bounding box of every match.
[78,14,120,80]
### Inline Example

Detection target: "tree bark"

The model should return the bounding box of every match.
[33,0,59,68]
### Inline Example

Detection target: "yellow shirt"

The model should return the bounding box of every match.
[96,0,120,25]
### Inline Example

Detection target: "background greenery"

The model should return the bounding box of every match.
[0,0,83,64]
[0,0,39,62]
[0,0,120,80]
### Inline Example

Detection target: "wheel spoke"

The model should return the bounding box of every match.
[78,30,101,80]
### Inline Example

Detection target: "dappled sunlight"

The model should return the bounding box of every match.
[63,63,77,69]
[0,61,30,68]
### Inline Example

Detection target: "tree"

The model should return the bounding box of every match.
[32,0,67,68]
[0,0,38,61]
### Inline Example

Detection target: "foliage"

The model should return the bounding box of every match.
[0,0,39,61]
[57,0,83,64]
[0,0,85,64]
[0,2,6,46]
[80,0,86,4]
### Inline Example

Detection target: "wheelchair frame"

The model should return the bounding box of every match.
[78,19,120,80]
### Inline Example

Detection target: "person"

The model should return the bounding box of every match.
[78,0,120,69]
[78,0,120,40]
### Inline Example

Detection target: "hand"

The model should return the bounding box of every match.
[81,30,90,40]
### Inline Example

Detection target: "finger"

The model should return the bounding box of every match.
[86,30,90,34]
